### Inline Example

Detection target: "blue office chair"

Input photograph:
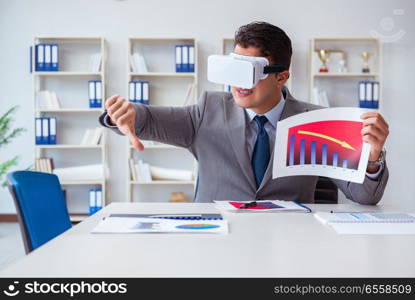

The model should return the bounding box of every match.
[7,171,72,254]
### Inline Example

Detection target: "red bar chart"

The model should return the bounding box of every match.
[286,120,363,170]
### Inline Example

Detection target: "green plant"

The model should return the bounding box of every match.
[0,106,27,187]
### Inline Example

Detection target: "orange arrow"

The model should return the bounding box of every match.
[297,130,355,150]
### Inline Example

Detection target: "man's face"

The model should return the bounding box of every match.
[231,44,286,112]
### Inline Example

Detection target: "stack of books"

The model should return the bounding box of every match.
[81,128,103,145]
[35,157,54,173]
[36,90,61,110]
[129,52,148,73]
[129,159,193,182]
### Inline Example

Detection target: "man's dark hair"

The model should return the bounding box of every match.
[234,21,292,68]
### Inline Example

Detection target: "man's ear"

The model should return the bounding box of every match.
[275,71,290,87]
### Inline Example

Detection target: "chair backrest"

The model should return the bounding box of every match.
[7,171,72,253]
[314,176,338,204]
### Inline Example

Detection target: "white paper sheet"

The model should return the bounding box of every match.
[92,216,228,234]
[273,107,371,183]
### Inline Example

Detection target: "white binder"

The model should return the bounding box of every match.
[44,44,51,71]
[89,81,96,106]
[35,118,42,144]
[129,81,135,102]
[142,82,149,104]
[49,117,56,144]
[135,81,141,103]
[95,81,102,107]
[41,117,49,144]
[96,189,102,209]
[51,44,58,70]
[37,44,44,70]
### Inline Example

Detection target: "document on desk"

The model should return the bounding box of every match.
[214,200,311,213]
[314,212,415,235]
[91,214,228,234]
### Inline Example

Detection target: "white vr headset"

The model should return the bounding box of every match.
[207,53,288,89]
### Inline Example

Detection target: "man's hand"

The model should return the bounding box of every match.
[105,95,144,151]
[360,112,389,173]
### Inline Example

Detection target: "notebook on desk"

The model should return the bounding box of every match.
[314,212,415,235]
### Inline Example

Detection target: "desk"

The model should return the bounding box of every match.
[1,203,414,277]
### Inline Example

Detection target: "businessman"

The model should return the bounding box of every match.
[99,22,389,204]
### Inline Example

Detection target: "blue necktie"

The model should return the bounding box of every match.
[251,115,270,189]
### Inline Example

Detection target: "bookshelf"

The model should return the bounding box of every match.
[221,38,292,92]
[308,37,382,109]
[126,38,198,203]
[32,36,108,223]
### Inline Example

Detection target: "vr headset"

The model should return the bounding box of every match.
[207,53,288,89]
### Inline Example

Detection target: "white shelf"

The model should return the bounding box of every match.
[313,72,379,77]
[130,144,180,150]
[36,108,103,113]
[127,37,199,203]
[309,37,382,108]
[60,180,105,185]
[129,72,195,78]
[313,37,379,42]
[36,36,103,42]
[130,180,195,185]
[33,36,108,216]
[34,71,102,76]
[36,144,103,149]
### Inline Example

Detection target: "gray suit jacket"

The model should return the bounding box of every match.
[99,87,388,204]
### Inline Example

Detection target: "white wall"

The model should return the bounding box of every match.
[0,0,414,213]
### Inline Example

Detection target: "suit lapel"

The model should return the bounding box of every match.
[224,95,257,192]
[256,87,309,192]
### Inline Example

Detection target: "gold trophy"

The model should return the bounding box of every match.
[316,49,330,72]
[361,52,372,73]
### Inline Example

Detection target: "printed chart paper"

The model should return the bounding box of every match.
[273,108,371,183]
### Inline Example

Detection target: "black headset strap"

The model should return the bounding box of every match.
[263,65,288,74]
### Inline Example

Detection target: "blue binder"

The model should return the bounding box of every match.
[142,81,149,105]
[358,81,366,108]
[365,81,373,109]
[49,117,57,144]
[51,44,59,71]
[175,45,182,72]
[95,80,102,108]
[36,44,45,71]
[182,45,189,72]
[35,118,42,144]
[134,81,142,104]
[29,46,33,73]
[372,81,379,109]
[189,45,195,72]
[44,44,52,71]
[89,189,96,215]
[41,117,49,144]
[129,81,135,103]
[95,189,103,212]
[89,80,96,108]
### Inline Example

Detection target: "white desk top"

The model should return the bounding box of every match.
[1,202,414,277]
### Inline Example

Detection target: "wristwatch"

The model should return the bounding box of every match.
[368,149,386,167]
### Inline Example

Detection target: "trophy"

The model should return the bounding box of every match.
[316,49,330,72]
[361,52,372,73]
